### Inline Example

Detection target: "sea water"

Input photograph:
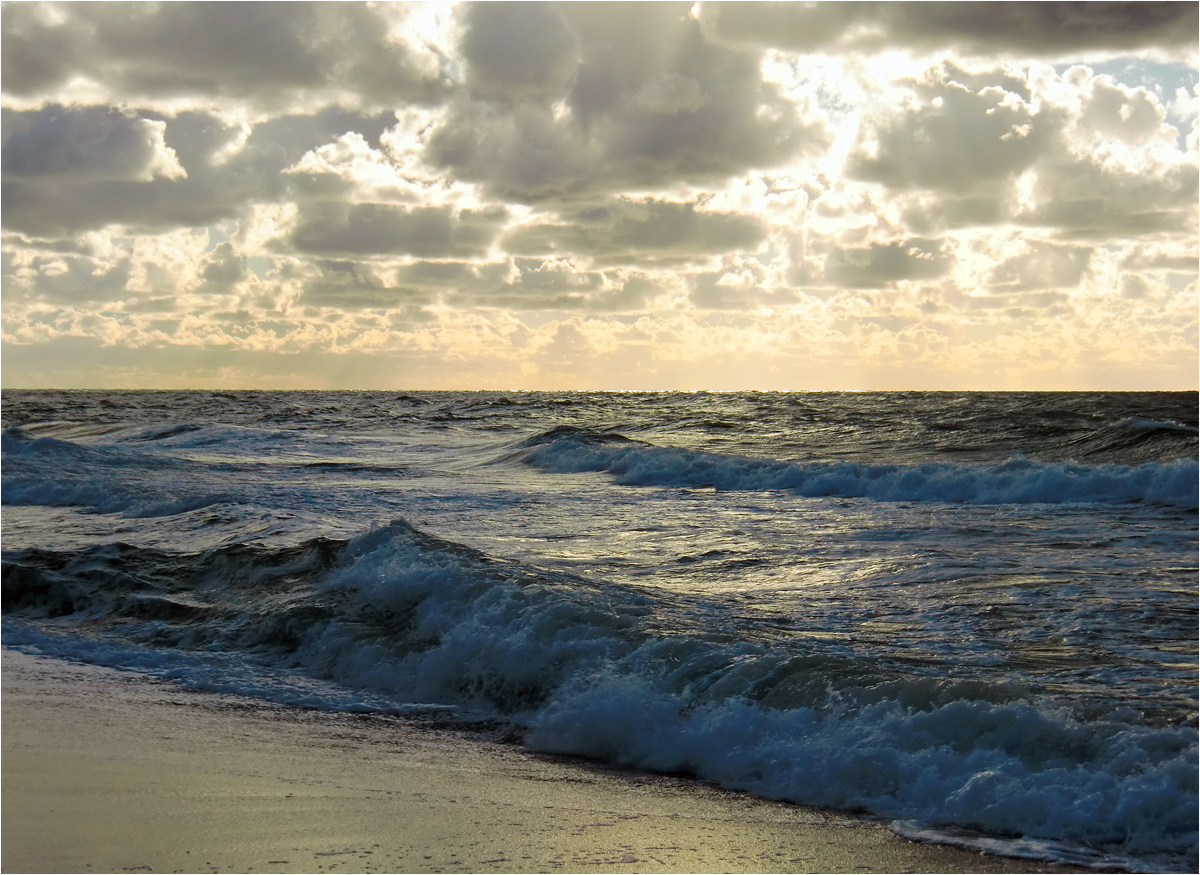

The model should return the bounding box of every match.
[2,390,1196,871]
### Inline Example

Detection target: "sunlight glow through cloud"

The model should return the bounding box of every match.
[1,1,1196,389]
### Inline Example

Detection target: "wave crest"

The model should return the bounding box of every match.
[520,433,1199,507]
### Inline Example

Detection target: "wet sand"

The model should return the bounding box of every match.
[2,649,1090,874]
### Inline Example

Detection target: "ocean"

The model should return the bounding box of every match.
[2,390,1196,872]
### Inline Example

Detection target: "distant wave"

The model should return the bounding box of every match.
[518,428,1199,508]
[1114,417,1199,434]
[1,429,236,517]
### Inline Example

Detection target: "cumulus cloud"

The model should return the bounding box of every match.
[503,198,766,265]
[0,2,1195,390]
[988,241,1093,291]
[696,1,1199,57]
[1,1,451,109]
[286,202,506,258]
[825,238,952,288]
[426,1,829,202]
[847,62,1198,239]
[847,65,1054,195]
[0,105,401,236]
[460,2,580,101]
[2,106,185,182]
[296,258,433,311]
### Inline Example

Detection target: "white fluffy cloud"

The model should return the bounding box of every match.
[2,1,1196,390]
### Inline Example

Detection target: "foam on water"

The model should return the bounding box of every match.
[518,428,1199,507]
[3,390,1196,872]
[4,519,1195,870]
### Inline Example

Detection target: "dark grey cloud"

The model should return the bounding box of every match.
[1013,155,1198,238]
[503,199,766,265]
[455,258,604,311]
[2,1,451,107]
[427,1,827,202]
[297,259,435,310]
[690,271,800,309]
[383,257,666,312]
[461,2,580,101]
[197,242,248,293]
[2,176,232,237]
[824,238,952,288]
[506,258,603,292]
[1,247,132,304]
[244,108,399,166]
[393,257,649,311]
[848,68,1056,195]
[850,63,1197,238]
[287,203,507,258]
[393,260,491,289]
[697,2,1199,56]
[0,231,104,256]
[589,275,665,312]
[1,106,180,181]
[901,196,1008,235]
[1,105,398,236]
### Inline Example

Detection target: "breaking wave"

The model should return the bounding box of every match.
[518,428,1199,508]
[3,519,1195,870]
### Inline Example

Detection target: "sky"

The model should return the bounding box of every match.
[1,1,1197,391]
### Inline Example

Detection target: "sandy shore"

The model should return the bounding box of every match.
[2,648,1091,874]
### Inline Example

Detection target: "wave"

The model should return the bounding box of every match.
[1115,417,1199,435]
[1,479,237,517]
[1,429,237,518]
[3,519,1195,870]
[1051,418,1200,464]
[517,428,1199,508]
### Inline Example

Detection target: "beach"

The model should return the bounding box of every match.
[1,649,1094,875]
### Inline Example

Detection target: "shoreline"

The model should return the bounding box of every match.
[2,648,1094,874]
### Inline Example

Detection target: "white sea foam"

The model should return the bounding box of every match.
[524,674,1197,867]
[3,391,1196,872]
[307,525,1200,868]
[4,515,1196,871]
[1115,417,1199,434]
[523,437,1199,507]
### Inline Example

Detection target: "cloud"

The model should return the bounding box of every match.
[197,241,248,292]
[1,105,404,236]
[426,1,829,202]
[848,66,1054,195]
[696,2,1199,57]
[1011,158,1198,237]
[502,198,766,265]
[460,2,581,101]
[295,258,434,311]
[2,245,132,305]
[370,257,675,313]
[286,202,506,258]
[988,241,1092,291]
[2,106,185,181]
[849,62,1198,238]
[0,2,1195,390]
[1080,76,1170,144]
[825,238,952,288]
[1120,243,1198,272]
[1,1,452,109]
[690,271,800,310]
